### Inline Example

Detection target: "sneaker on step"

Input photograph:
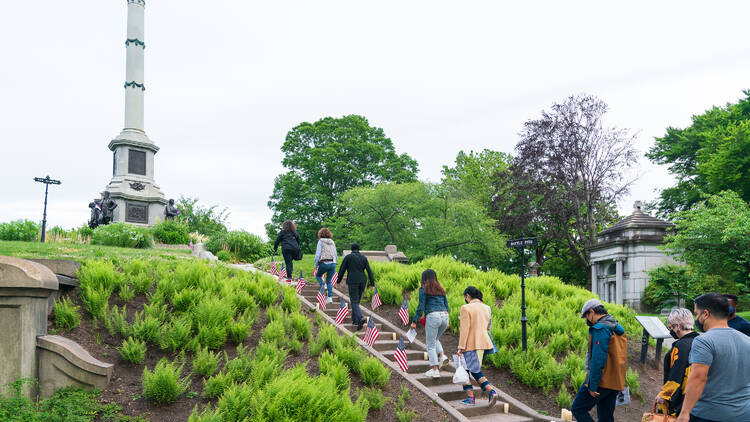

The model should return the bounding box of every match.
[424,368,440,379]
[326,297,333,304]
[460,396,475,405]
[438,354,448,369]
[488,390,497,408]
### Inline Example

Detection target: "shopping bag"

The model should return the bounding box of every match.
[641,404,676,422]
[616,387,631,406]
[452,355,470,385]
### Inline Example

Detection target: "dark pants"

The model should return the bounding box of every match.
[316,262,336,298]
[281,248,294,278]
[462,370,491,393]
[571,385,618,422]
[348,282,365,324]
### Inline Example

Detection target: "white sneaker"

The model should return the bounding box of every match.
[424,368,440,379]
[439,354,448,369]
[326,297,333,304]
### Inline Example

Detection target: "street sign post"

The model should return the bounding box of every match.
[506,237,538,351]
[33,176,61,243]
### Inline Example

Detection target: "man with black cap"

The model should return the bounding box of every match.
[336,243,375,330]
[571,298,627,422]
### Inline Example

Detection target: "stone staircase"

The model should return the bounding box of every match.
[291,279,560,422]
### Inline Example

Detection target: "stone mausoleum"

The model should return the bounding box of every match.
[104,0,166,226]
[590,201,679,311]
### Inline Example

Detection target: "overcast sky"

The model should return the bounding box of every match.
[1,1,748,239]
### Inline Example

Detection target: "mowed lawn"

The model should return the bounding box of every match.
[0,240,193,261]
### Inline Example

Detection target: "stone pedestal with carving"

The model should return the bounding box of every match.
[105,0,165,226]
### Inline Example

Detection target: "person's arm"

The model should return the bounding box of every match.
[273,232,281,253]
[336,255,349,282]
[587,328,611,394]
[458,305,470,353]
[444,295,449,314]
[675,364,710,422]
[364,257,375,287]
[314,240,322,267]
[412,288,426,324]
[294,230,300,244]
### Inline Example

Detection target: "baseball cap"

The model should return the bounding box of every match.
[580,298,603,318]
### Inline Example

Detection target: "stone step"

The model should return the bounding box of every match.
[369,339,401,351]
[404,360,433,373]
[380,349,426,360]
[468,412,535,422]
[446,397,512,418]
[428,382,479,401]
[355,330,399,341]
[412,370,456,386]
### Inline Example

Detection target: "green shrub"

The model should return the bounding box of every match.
[319,351,351,392]
[79,260,123,292]
[281,286,301,312]
[358,387,388,411]
[396,407,417,422]
[159,314,192,352]
[556,386,572,409]
[195,324,227,350]
[251,278,280,307]
[261,320,285,343]
[131,272,153,295]
[224,345,253,383]
[202,371,231,399]
[143,302,168,324]
[570,369,586,391]
[249,364,367,421]
[106,305,132,337]
[132,310,161,344]
[53,297,80,331]
[91,222,153,249]
[192,347,221,378]
[290,312,312,340]
[310,323,341,356]
[79,285,111,320]
[228,319,252,345]
[192,296,235,329]
[172,287,203,312]
[216,250,231,262]
[626,367,643,401]
[77,225,94,238]
[205,230,268,262]
[334,343,367,374]
[358,357,391,388]
[118,284,135,302]
[152,219,190,245]
[188,405,222,422]
[216,382,254,421]
[0,220,39,241]
[119,337,147,364]
[142,358,190,404]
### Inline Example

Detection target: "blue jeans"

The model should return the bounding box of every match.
[689,415,718,422]
[316,262,335,297]
[425,312,448,366]
[571,384,618,422]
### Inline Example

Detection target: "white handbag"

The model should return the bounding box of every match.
[452,355,470,385]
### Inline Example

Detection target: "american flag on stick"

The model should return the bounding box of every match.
[363,317,379,347]
[270,257,277,275]
[313,265,318,277]
[316,287,327,311]
[296,272,306,294]
[334,298,350,325]
[393,337,408,372]
[279,264,286,278]
[397,299,410,326]
[370,287,382,310]
[330,272,339,287]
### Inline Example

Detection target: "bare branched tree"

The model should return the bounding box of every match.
[510,94,639,270]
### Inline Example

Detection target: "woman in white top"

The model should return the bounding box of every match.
[314,227,337,304]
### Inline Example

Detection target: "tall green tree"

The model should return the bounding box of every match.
[663,190,750,291]
[647,91,750,216]
[441,149,513,209]
[267,115,418,251]
[176,196,228,237]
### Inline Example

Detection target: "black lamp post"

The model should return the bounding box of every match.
[33,176,61,242]
[506,236,538,351]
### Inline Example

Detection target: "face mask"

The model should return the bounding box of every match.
[729,306,735,315]
[586,320,594,327]
[669,329,679,340]
[695,312,705,333]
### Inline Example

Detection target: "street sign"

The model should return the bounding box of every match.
[506,237,538,248]
[34,175,62,243]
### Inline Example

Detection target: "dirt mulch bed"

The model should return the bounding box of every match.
[373,301,664,420]
[52,289,452,422]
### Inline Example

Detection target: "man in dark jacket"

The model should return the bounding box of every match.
[337,243,375,330]
[571,299,627,422]
[724,294,750,336]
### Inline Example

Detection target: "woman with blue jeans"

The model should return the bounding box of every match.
[411,269,450,378]
[314,227,337,304]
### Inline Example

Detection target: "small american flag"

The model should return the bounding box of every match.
[296,272,306,294]
[363,317,379,347]
[280,264,287,278]
[334,299,350,325]
[371,287,382,310]
[331,272,339,287]
[397,299,409,326]
[313,265,318,277]
[270,256,277,275]
[316,287,327,311]
[189,239,194,251]
[393,337,408,372]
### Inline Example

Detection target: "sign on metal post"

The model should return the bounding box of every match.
[33,176,61,243]
[506,236,538,352]
[635,316,672,366]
